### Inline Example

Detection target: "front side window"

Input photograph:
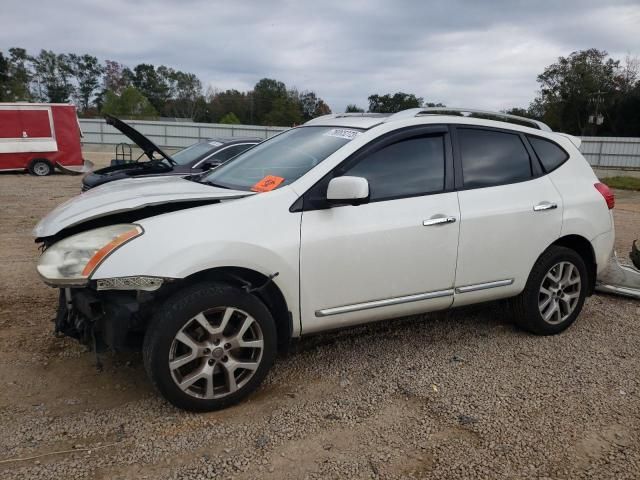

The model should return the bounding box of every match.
[459,128,532,189]
[341,135,445,201]
[527,136,569,172]
[201,127,360,191]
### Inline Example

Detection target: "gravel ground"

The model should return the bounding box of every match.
[0,162,639,479]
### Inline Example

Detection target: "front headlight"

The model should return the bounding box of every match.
[37,224,143,285]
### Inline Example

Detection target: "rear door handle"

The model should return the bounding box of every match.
[533,202,558,212]
[423,216,457,226]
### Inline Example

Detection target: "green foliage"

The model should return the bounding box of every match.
[368,92,423,113]
[0,47,334,125]
[0,52,8,101]
[30,49,74,102]
[601,176,640,191]
[345,104,364,113]
[510,49,640,136]
[68,54,104,112]
[219,112,241,124]
[101,86,158,119]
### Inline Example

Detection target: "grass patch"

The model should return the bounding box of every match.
[601,176,640,191]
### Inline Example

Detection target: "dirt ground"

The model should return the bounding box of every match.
[0,161,639,479]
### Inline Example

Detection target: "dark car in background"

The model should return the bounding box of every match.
[82,115,260,191]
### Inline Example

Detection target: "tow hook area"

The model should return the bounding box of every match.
[596,248,640,300]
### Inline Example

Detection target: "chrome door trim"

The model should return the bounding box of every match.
[315,289,454,317]
[455,278,514,294]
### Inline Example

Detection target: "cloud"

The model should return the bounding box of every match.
[1,0,639,113]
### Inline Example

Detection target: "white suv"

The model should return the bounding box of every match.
[34,108,616,411]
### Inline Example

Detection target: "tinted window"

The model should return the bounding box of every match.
[342,135,445,201]
[459,128,532,188]
[528,136,568,172]
[211,144,254,162]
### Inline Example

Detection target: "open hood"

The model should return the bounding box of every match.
[105,114,176,164]
[34,176,254,238]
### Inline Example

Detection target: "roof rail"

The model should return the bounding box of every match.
[386,107,551,131]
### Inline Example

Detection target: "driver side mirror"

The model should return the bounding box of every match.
[326,176,369,206]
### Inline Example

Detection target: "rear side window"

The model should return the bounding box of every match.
[342,135,445,201]
[527,136,569,172]
[458,128,532,189]
[212,144,253,162]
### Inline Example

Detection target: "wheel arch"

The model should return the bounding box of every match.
[179,266,293,351]
[550,234,597,295]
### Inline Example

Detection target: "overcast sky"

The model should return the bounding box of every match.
[2,0,639,113]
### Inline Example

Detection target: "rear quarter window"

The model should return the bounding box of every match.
[527,136,569,172]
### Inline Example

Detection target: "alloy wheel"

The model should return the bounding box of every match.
[168,307,264,399]
[538,261,581,325]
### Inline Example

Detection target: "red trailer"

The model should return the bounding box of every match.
[0,103,92,176]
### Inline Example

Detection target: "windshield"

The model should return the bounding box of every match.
[170,140,223,166]
[201,127,361,191]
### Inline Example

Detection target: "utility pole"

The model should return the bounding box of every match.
[587,91,605,136]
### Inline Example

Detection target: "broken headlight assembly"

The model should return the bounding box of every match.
[37,224,143,286]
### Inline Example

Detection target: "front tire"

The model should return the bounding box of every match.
[143,282,277,411]
[28,159,53,176]
[512,246,588,335]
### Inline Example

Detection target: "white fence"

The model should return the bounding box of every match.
[580,137,640,169]
[79,119,287,148]
[79,119,640,169]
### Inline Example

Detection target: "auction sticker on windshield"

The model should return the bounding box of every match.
[323,128,361,140]
[251,175,285,192]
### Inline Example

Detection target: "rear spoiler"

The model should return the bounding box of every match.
[555,133,581,149]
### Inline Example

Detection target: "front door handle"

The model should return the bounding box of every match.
[533,202,558,212]
[423,216,457,226]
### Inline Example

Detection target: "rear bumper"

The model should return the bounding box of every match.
[596,253,640,300]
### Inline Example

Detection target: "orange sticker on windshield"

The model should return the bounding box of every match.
[251,175,285,192]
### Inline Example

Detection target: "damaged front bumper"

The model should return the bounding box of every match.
[55,287,150,351]
[596,251,640,300]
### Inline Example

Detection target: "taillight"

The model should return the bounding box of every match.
[594,182,615,209]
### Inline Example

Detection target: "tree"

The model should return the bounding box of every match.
[345,104,364,113]
[68,54,104,112]
[3,48,32,101]
[30,50,75,102]
[206,88,251,123]
[101,86,157,119]
[532,49,620,135]
[298,90,331,121]
[219,112,241,124]
[262,95,302,126]
[131,63,171,113]
[252,78,287,124]
[103,60,132,95]
[165,71,203,118]
[0,52,8,101]
[368,92,423,113]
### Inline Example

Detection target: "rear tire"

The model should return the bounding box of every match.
[143,282,277,411]
[512,246,588,335]
[28,159,53,176]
